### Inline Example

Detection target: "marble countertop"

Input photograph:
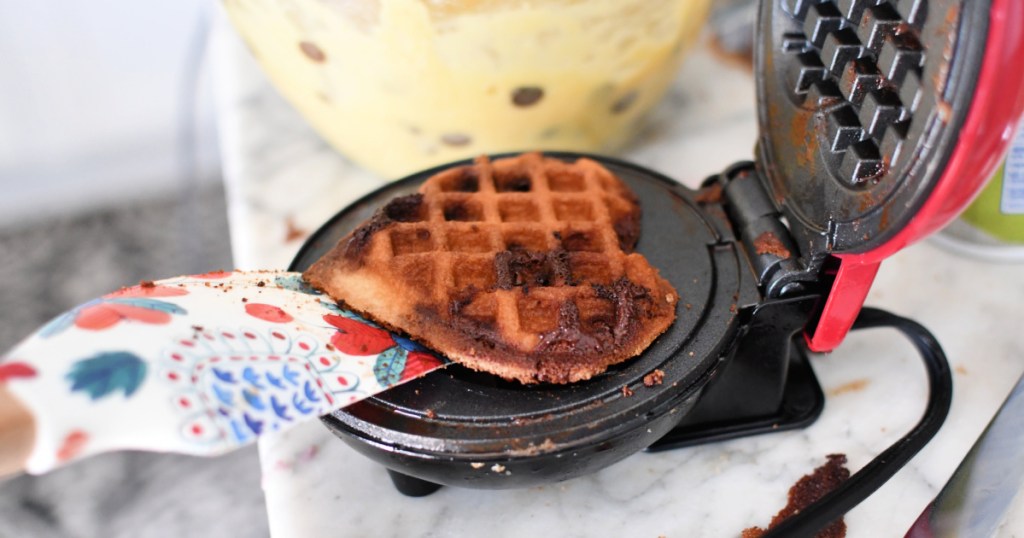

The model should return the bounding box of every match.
[210,15,1024,538]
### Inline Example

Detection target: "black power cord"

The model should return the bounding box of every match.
[762,307,954,538]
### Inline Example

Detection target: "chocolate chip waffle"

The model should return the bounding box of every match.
[304,153,678,384]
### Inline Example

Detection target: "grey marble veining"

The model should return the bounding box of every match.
[0,184,269,538]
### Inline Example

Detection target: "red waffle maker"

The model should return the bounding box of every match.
[291,0,1024,531]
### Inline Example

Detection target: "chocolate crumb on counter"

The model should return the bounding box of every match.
[285,217,307,243]
[139,280,156,288]
[742,454,850,538]
[643,369,665,387]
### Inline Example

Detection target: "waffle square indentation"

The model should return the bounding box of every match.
[568,254,615,285]
[383,196,428,223]
[443,198,484,222]
[559,228,604,252]
[498,199,540,222]
[452,258,497,290]
[393,256,434,289]
[436,167,480,192]
[547,169,586,192]
[516,295,560,333]
[502,229,550,251]
[458,293,498,325]
[553,199,594,221]
[575,296,616,332]
[493,169,533,192]
[446,227,493,253]
[390,227,434,255]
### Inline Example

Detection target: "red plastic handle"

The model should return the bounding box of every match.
[807,0,1024,352]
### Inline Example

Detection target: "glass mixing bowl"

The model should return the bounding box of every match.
[223,0,711,177]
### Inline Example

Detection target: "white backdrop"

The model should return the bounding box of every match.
[0,1,221,226]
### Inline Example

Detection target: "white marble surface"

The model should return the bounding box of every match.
[211,15,1024,538]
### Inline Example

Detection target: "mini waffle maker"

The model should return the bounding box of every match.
[290,0,1024,529]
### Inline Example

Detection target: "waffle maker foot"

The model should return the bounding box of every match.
[386,469,445,497]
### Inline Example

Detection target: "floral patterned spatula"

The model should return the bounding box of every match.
[0,270,446,476]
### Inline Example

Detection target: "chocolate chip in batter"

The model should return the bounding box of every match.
[512,86,544,107]
[441,133,472,147]
[611,90,639,114]
[299,41,326,63]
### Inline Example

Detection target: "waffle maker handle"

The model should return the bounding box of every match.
[805,0,1024,353]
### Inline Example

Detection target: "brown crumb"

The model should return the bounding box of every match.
[256,281,266,288]
[694,183,723,204]
[753,231,791,259]
[285,217,308,243]
[743,454,850,538]
[828,379,869,397]
[325,343,335,351]
[707,32,754,72]
[937,100,952,123]
[241,297,248,303]
[621,385,634,397]
[139,280,156,288]
[643,369,665,387]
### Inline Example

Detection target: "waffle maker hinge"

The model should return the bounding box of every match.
[648,162,829,450]
[713,161,826,299]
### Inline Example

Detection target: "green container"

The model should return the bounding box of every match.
[960,125,1024,244]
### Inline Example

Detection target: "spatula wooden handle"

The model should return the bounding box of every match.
[0,384,34,477]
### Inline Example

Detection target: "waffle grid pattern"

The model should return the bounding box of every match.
[781,0,933,185]
[375,154,645,348]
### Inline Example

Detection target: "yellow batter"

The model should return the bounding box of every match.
[224,0,711,177]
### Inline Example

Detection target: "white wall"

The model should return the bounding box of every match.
[0,1,220,226]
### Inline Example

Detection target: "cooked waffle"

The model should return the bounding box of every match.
[304,153,678,384]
